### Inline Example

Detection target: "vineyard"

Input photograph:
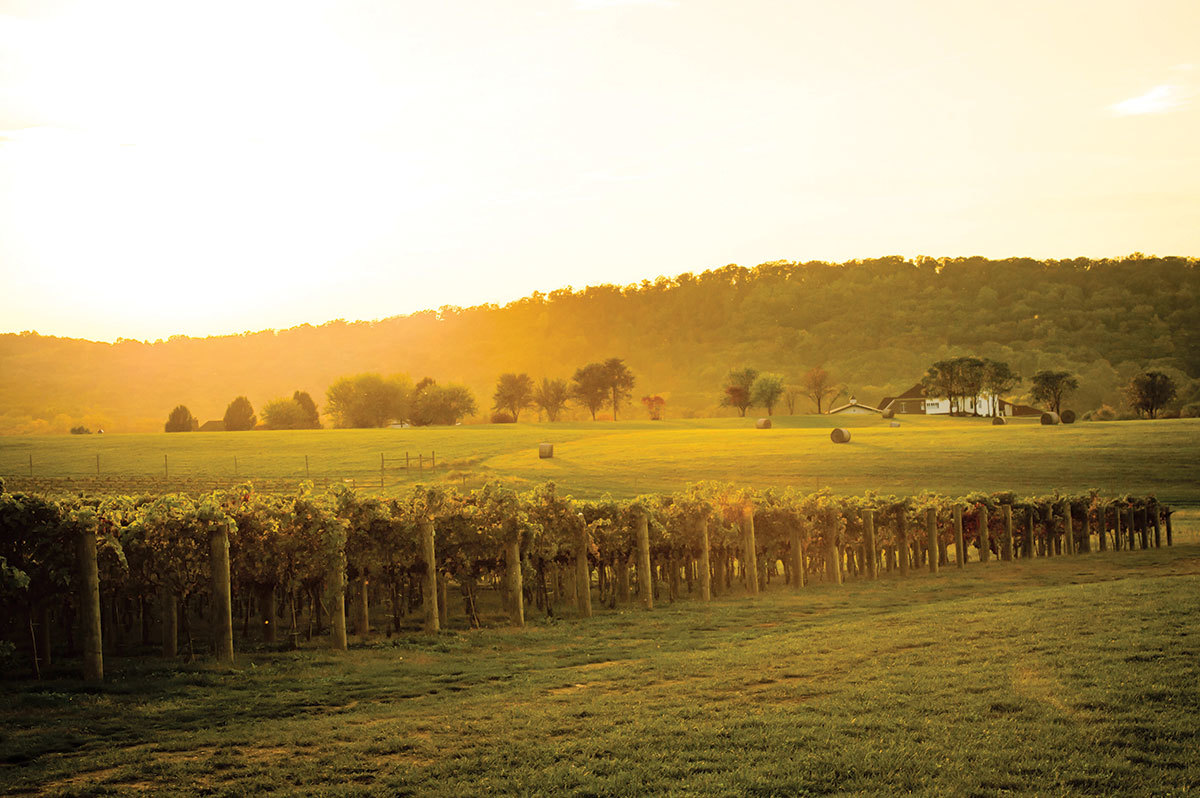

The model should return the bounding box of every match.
[0,475,1179,685]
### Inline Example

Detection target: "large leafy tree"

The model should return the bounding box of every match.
[571,363,610,421]
[493,373,535,423]
[602,358,636,421]
[980,360,1020,417]
[1124,371,1176,419]
[922,357,986,415]
[293,391,321,428]
[1030,370,1078,416]
[325,374,411,428]
[720,367,758,416]
[751,373,785,416]
[801,366,842,414]
[533,378,570,422]
[223,396,257,431]
[412,381,477,426]
[165,405,196,432]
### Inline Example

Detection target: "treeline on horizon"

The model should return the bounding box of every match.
[1,255,1197,434]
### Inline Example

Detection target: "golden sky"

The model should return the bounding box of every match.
[1,0,1197,342]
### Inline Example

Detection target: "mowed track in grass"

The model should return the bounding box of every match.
[2,416,1198,504]
[3,543,1199,796]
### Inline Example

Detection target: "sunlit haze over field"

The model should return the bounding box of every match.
[1,0,1197,341]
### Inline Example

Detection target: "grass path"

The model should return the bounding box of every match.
[4,543,1199,796]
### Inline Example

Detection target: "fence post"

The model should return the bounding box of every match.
[953,505,965,567]
[1165,507,1173,546]
[1062,500,1074,555]
[636,509,653,609]
[77,524,103,683]
[421,519,439,633]
[897,511,909,576]
[507,531,525,626]
[1097,505,1107,551]
[700,516,713,600]
[1023,506,1035,558]
[864,509,877,580]
[1081,506,1092,553]
[575,517,592,618]
[209,523,235,664]
[96,453,100,476]
[742,506,760,595]
[978,506,990,563]
[29,453,33,476]
[164,454,169,479]
[926,508,938,574]
[329,545,349,649]
[432,451,436,468]
[1001,504,1014,561]
[1150,501,1162,548]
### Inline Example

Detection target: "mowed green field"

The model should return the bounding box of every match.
[2,416,1199,503]
[3,543,1199,796]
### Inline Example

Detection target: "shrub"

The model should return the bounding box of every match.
[1182,402,1200,418]
[490,411,515,424]
[1089,404,1117,421]
[70,425,92,435]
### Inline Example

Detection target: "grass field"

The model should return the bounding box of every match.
[2,416,1198,504]
[3,541,1199,796]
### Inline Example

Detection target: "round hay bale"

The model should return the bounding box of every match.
[1040,412,1061,426]
[830,428,851,444]
[538,443,554,459]
[881,408,895,419]
[1060,409,1076,424]
[992,417,1006,426]
[755,418,772,429]
[889,421,901,428]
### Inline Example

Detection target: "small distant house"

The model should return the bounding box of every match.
[828,397,882,415]
[199,419,226,432]
[880,382,1037,417]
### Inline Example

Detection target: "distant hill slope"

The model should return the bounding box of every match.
[2,255,1197,434]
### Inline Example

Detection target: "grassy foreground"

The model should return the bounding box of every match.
[4,541,1200,796]
[2,415,1199,502]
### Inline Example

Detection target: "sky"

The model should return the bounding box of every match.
[0,0,1197,342]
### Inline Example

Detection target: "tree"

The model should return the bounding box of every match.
[1030,370,1079,416]
[533,378,570,422]
[641,394,665,420]
[921,357,985,415]
[751,373,785,416]
[720,368,758,416]
[782,383,804,415]
[165,405,195,432]
[293,391,321,428]
[801,367,842,414]
[571,363,610,421]
[1124,371,1176,419]
[980,359,1020,417]
[602,358,636,421]
[223,396,257,431]
[412,382,476,426]
[262,397,308,430]
[492,373,534,423]
[326,374,411,428]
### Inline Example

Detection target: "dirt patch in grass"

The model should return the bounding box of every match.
[35,766,119,793]
[548,683,591,695]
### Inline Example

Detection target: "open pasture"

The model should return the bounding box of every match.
[3,543,1199,796]
[2,416,1198,504]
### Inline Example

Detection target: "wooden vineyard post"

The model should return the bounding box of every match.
[1113,504,1122,551]
[354,579,370,637]
[1137,508,1148,550]
[1150,501,1162,548]
[636,509,653,610]
[506,533,524,626]
[825,509,842,585]
[575,518,592,618]
[1001,504,1014,561]
[978,506,990,564]
[953,505,965,567]
[926,508,938,574]
[77,524,103,683]
[1081,507,1092,553]
[699,516,713,601]
[1023,506,1035,558]
[742,506,760,595]
[328,547,349,650]
[863,510,877,580]
[1062,500,1075,556]
[1127,507,1136,550]
[1165,508,1174,546]
[420,519,439,634]
[897,511,909,576]
[210,523,235,664]
[438,574,449,630]
[161,586,178,658]
[1097,506,1107,552]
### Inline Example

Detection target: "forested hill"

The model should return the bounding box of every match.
[2,255,1197,434]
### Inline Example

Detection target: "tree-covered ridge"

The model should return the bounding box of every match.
[1,255,1196,433]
